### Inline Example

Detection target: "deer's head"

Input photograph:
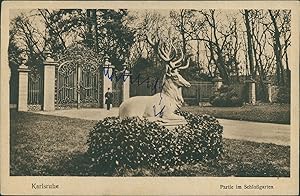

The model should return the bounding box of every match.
[164,58,191,88]
[146,35,191,88]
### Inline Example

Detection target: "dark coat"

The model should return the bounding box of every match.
[105,91,113,104]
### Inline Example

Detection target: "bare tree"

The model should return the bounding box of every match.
[170,9,207,67]
[130,10,170,68]
[268,9,291,86]
[9,12,47,66]
[187,10,240,84]
[169,9,194,60]
[12,16,44,53]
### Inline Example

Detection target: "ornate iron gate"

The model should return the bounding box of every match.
[27,65,44,110]
[55,45,102,109]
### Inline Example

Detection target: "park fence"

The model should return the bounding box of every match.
[130,80,215,106]
[182,81,214,105]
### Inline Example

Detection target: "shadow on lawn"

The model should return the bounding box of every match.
[54,153,95,176]
[51,151,290,177]
[51,152,118,176]
[10,144,290,177]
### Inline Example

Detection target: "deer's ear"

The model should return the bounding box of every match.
[166,66,172,77]
[166,72,172,77]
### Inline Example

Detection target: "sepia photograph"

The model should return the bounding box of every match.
[1,1,299,195]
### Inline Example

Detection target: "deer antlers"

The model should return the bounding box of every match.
[145,34,190,72]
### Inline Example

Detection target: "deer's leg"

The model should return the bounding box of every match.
[162,112,185,120]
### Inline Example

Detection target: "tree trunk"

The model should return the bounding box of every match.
[180,10,187,60]
[244,10,255,77]
[86,9,94,48]
[216,50,230,84]
[269,10,285,86]
[92,9,99,53]
[284,35,290,87]
[197,40,200,67]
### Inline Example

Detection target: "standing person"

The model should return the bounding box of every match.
[105,88,113,110]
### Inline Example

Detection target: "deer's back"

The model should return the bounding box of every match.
[119,95,155,118]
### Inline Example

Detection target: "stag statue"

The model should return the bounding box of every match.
[119,37,191,121]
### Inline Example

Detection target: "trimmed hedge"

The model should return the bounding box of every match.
[86,111,223,172]
[174,111,223,163]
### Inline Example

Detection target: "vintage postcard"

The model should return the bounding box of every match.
[1,1,299,195]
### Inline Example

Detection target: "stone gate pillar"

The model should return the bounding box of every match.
[17,52,30,111]
[122,64,131,101]
[43,50,57,111]
[245,77,256,105]
[103,56,114,107]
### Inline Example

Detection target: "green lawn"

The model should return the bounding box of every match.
[10,110,290,176]
[182,103,290,124]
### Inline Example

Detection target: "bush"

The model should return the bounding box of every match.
[275,86,290,104]
[174,111,223,163]
[86,111,223,173]
[210,85,243,107]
